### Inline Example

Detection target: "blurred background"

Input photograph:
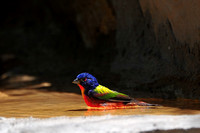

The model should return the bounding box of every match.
[1,0,200,99]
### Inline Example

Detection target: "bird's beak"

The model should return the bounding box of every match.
[72,78,80,84]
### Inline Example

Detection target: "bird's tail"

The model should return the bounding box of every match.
[130,99,159,106]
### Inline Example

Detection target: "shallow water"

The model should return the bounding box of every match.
[0,89,200,118]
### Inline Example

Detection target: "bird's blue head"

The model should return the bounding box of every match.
[72,73,99,90]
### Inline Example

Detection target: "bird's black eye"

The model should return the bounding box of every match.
[80,78,87,82]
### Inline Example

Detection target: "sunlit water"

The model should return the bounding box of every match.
[0,89,200,118]
[0,89,200,133]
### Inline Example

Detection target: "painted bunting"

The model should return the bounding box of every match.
[73,72,158,107]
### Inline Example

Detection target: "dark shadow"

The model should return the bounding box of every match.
[67,106,158,112]
[67,109,88,112]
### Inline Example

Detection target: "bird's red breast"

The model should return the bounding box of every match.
[78,84,103,107]
[78,84,125,108]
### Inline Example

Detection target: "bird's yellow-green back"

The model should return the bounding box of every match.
[93,85,129,100]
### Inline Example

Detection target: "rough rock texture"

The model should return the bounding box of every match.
[1,0,200,99]
[110,0,200,99]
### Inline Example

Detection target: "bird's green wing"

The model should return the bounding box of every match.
[93,85,132,102]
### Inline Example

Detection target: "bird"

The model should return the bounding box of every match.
[72,72,158,107]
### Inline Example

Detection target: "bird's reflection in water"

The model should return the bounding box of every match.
[68,106,158,116]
